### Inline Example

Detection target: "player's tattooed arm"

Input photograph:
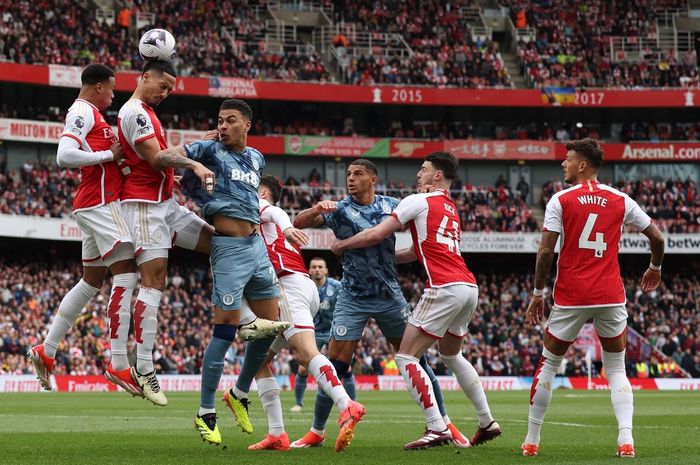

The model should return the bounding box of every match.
[155,146,216,193]
[154,146,197,170]
[526,230,559,325]
[640,222,664,292]
[533,231,559,289]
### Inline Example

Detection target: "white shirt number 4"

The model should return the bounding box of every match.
[578,213,607,258]
[436,215,461,254]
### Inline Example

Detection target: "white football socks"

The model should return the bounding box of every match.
[233,386,249,400]
[44,279,100,358]
[441,352,494,428]
[602,350,634,446]
[108,272,138,371]
[134,287,162,374]
[309,355,350,410]
[396,353,446,432]
[525,348,564,445]
[198,407,216,416]
[257,377,285,435]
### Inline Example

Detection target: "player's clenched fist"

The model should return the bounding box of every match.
[313,200,337,214]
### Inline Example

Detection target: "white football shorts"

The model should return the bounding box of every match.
[121,197,207,265]
[546,304,628,343]
[75,201,133,267]
[408,283,479,339]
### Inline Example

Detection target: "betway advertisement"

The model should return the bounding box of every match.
[2,63,700,108]
[1,375,698,392]
[1,215,698,254]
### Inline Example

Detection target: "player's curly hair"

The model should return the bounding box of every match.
[566,138,604,169]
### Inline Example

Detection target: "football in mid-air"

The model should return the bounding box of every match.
[138,28,176,62]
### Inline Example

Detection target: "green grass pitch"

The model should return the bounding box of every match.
[1,390,698,465]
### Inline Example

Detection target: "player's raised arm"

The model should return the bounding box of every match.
[154,145,215,192]
[292,200,337,229]
[640,222,665,292]
[331,215,403,255]
[526,230,559,326]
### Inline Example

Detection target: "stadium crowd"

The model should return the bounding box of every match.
[619,121,700,143]
[5,0,697,89]
[541,177,699,233]
[5,157,699,232]
[0,160,539,232]
[0,0,329,81]
[508,0,698,88]
[4,255,696,379]
[3,158,697,233]
[626,273,700,377]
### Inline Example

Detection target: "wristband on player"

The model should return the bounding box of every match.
[533,288,544,297]
[649,263,661,271]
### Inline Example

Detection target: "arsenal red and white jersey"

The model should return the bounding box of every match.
[259,199,309,276]
[60,99,121,211]
[543,180,652,308]
[392,190,476,288]
[118,99,172,203]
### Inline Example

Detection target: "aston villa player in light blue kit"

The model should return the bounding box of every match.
[292,159,470,448]
[154,99,283,445]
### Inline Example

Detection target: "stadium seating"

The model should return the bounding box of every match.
[0,0,329,80]
[334,0,511,86]
[6,1,693,88]
[506,0,698,88]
